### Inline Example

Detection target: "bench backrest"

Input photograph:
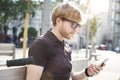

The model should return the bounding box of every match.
[0,43,15,59]
[0,66,27,80]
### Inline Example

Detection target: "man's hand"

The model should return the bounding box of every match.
[86,64,105,76]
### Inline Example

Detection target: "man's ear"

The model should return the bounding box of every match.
[56,17,62,25]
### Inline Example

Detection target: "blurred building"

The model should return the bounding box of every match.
[107,0,120,49]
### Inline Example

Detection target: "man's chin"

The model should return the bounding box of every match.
[66,36,73,40]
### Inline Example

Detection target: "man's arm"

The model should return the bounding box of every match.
[71,69,87,80]
[26,64,44,80]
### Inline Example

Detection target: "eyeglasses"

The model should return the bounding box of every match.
[61,17,81,29]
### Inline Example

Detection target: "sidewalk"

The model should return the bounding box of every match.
[72,49,120,80]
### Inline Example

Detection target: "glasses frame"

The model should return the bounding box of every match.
[61,17,81,29]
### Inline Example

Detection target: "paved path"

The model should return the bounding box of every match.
[72,49,120,80]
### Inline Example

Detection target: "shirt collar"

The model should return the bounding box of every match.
[45,31,64,46]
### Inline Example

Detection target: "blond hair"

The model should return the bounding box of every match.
[52,3,82,26]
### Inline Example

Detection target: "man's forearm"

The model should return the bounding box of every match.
[71,70,87,80]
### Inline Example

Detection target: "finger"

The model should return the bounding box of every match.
[90,65,101,75]
[88,65,97,75]
[93,65,101,73]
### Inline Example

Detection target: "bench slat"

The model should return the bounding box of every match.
[0,66,27,80]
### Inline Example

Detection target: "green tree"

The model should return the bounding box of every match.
[28,27,37,38]
[89,14,101,60]
[0,0,42,34]
[0,0,63,34]
[28,27,37,45]
[18,27,37,40]
[90,15,97,50]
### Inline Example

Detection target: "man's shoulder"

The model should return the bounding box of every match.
[31,36,47,46]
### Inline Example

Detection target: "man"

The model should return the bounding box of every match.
[26,2,104,80]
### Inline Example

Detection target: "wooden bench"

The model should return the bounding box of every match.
[0,43,15,59]
[0,59,88,80]
[0,66,27,80]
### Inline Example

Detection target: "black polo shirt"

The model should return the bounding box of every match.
[28,31,72,80]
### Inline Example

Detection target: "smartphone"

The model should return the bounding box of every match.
[100,58,109,67]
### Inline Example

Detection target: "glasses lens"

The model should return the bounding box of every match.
[61,17,81,29]
[72,23,81,29]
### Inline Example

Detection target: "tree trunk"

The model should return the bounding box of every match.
[41,0,50,35]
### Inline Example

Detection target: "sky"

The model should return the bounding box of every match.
[90,0,109,14]
[80,0,109,14]
[30,0,109,14]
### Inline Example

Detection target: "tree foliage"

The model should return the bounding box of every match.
[89,14,100,55]
[0,0,64,35]
[0,0,42,33]
[89,15,98,38]
[28,27,37,38]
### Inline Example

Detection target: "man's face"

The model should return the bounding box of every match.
[59,17,81,39]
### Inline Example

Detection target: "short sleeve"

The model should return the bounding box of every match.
[28,38,49,67]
